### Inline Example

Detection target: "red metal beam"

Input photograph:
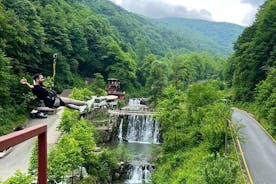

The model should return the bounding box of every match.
[0,124,47,151]
[38,131,47,184]
[0,124,47,184]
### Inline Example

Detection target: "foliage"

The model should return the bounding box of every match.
[28,139,38,176]
[70,118,96,161]
[0,51,29,135]
[85,149,118,183]
[152,81,239,183]
[0,0,233,135]
[1,170,34,184]
[0,0,143,135]
[201,154,238,184]
[83,0,243,57]
[48,145,69,183]
[226,0,276,101]
[58,108,80,133]
[43,102,110,183]
[254,68,276,136]
[138,53,226,104]
[87,73,107,96]
[69,87,94,101]
[146,60,169,101]
[56,134,83,173]
[48,132,85,182]
[225,0,275,137]
[41,96,96,182]
[162,17,244,55]
[115,143,131,162]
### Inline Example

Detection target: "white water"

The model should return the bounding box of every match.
[128,99,140,106]
[124,161,153,184]
[126,115,159,144]
[118,118,123,142]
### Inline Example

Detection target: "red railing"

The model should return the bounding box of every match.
[0,124,47,184]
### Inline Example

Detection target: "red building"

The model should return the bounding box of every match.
[107,78,125,100]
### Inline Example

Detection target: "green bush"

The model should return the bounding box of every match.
[201,154,238,184]
[85,149,118,183]
[1,170,34,184]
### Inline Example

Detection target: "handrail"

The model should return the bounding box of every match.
[0,124,47,184]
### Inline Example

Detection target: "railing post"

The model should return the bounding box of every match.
[38,131,47,184]
[0,124,47,183]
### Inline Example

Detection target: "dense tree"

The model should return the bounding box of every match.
[83,0,243,57]
[137,54,157,86]
[152,82,239,183]
[254,68,276,135]
[227,0,276,101]
[70,118,96,161]
[85,149,118,183]
[202,154,238,184]
[88,73,107,96]
[146,60,169,101]
[48,145,69,182]
[0,0,234,135]
[0,52,12,105]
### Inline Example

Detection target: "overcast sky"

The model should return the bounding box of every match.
[110,0,265,26]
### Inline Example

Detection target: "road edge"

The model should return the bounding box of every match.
[236,136,254,184]
[233,108,276,144]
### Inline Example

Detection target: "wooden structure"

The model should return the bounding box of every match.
[0,124,47,184]
[107,78,125,100]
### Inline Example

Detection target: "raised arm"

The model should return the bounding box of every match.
[20,77,34,90]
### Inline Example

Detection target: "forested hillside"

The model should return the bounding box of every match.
[225,0,276,136]
[152,81,242,184]
[0,0,138,135]
[0,0,239,135]
[0,0,259,183]
[78,0,243,59]
[161,17,244,55]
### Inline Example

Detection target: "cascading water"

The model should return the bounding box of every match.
[126,115,159,144]
[128,99,140,107]
[118,118,123,142]
[124,161,153,184]
[116,98,160,184]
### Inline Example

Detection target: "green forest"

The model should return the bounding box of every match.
[0,0,275,183]
[0,0,240,135]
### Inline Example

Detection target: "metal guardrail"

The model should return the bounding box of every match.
[0,124,47,184]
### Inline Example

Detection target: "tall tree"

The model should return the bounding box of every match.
[228,0,276,101]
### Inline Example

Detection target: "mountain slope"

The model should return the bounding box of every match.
[161,17,244,54]
[79,0,244,58]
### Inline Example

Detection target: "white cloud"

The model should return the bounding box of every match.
[110,0,265,26]
[115,0,212,20]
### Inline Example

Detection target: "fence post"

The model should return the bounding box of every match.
[38,131,47,184]
[0,124,47,183]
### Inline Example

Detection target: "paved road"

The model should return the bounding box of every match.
[232,108,276,184]
[0,108,63,181]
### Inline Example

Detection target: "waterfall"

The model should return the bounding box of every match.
[126,115,159,144]
[118,118,123,142]
[116,98,160,184]
[125,161,153,184]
